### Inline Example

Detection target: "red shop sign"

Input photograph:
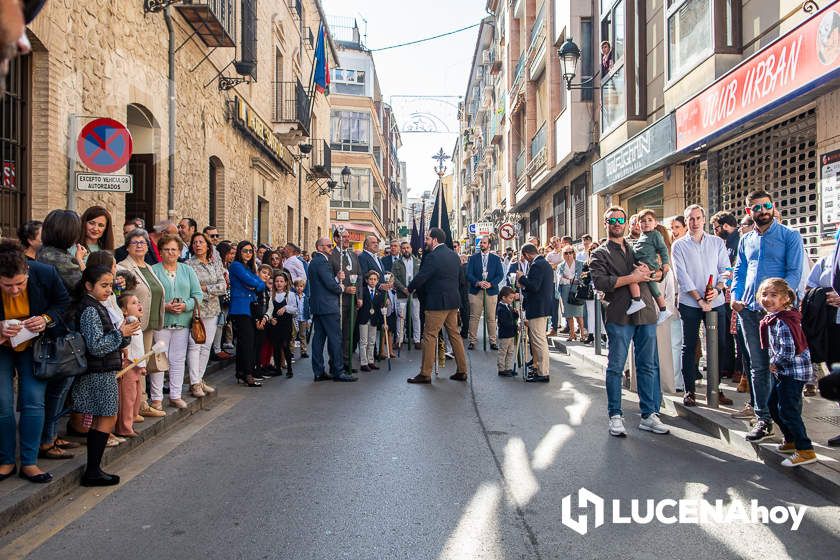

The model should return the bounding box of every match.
[676,1,840,150]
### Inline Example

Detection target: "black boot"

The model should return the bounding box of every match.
[81,429,120,487]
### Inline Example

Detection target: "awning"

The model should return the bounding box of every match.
[332,222,378,234]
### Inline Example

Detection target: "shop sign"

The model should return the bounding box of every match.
[676,1,840,150]
[75,173,133,193]
[232,95,295,173]
[475,221,494,236]
[820,149,840,234]
[592,115,675,194]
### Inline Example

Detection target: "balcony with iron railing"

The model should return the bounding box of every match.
[527,122,547,177]
[511,54,526,95]
[529,4,545,50]
[272,80,311,138]
[515,149,526,183]
[288,0,302,19]
[306,140,331,179]
[175,1,236,47]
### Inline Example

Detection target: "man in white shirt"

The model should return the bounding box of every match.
[392,241,421,348]
[282,242,306,284]
[671,204,733,408]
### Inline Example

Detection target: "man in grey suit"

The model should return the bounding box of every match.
[329,229,362,373]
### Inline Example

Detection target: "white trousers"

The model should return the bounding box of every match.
[187,315,218,385]
[358,322,378,366]
[151,328,189,401]
[397,296,421,344]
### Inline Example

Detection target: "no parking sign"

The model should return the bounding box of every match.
[76,118,133,173]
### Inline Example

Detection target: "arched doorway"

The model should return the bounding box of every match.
[126,104,159,228]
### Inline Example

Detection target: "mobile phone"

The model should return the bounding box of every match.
[172,298,183,304]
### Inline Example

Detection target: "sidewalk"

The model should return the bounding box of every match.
[548,334,840,504]
[0,360,233,535]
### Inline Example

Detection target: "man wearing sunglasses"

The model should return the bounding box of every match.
[589,206,669,437]
[203,226,221,246]
[732,189,805,443]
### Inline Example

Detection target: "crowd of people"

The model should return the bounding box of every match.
[2,188,838,488]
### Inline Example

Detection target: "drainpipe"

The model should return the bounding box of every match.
[165,6,176,217]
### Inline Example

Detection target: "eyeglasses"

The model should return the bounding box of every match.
[747,201,774,213]
[563,251,575,255]
[128,240,147,246]
[606,217,626,225]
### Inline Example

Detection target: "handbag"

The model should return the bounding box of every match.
[566,281,584,307]
[32,331,87,381]
[146,344,170,373]
[575,269,595,301]
[190,298,207,344]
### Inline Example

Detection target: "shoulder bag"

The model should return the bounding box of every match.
[190,297,207,344]
[32,331,88,381]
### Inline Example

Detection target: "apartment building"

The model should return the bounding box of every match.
[455,0,600,251]
[2,1,338,248]
[592,0,840,256]
[327,17,404,251]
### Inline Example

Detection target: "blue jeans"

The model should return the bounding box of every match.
[605,322,660,418]
[738,308,772,422]
[768,376,811,450]
[41,376,74,445]
[0,348,46,466]
[311,313,343,378]
[679,303,726,394]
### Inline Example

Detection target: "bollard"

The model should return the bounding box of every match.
[594,296,603,356]
[705,310,720,408]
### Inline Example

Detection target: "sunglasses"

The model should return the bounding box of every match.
[606,217,626,225]
[241,248,254,254]
[209,234,221,239]
[747,202,774,213]
[563,251,575,255]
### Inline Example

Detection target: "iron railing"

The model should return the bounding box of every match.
[530,122,547,158]
[272,80,311,134]
[308,139,331,179]
[515,149,526,179]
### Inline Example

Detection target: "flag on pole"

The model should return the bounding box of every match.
[410,217,421,256]
[314,23,330,94]
[429,183,453,249]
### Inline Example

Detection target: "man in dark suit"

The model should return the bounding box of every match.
[309,237,357,382]
[329,229,362,373]
[517,243,554,383]
[406,228,468,384]
[381,239,400,273]
[466,236,505,350]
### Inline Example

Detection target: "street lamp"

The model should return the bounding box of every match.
[341,165,352,189]
[557,38,595,90]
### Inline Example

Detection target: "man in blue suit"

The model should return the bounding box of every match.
[517,243,554,383]
[307,237,357,382]
[466,236,504,350]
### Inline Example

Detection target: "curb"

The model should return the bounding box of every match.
[0,360,233,535]
[550,338,840,505]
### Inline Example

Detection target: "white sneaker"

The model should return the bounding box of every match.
[626,299,647,315]
[656,309,673,325]
[639,413,670,434]
[609,415,627,437]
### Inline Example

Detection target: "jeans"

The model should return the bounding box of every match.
[768,375,811,450]
[550,296,560,331]
[605,322,660,418]
[41,376,74,445]
[0,348,46,466]
[187,315,219,385]
[679,304,726,394]
[738,308,772,422]
[311,312,343,378]
[152,328,190,400]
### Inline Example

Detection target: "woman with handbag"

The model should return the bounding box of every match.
[151,235,203,409]
[228,241,267,387]
[35,209,86,459]
[0,239,70,483]
[117,228,166,418]
[186,232,226,397]
[556,247,586,342]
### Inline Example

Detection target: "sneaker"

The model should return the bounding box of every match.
[730,403,755,419]
[777,441,796,454]
[639,413,670,434]
[609,415,627,437]
[656,309,673,325]
[781,449,818,467]
[745,419,774,442]
[626,299,647,315]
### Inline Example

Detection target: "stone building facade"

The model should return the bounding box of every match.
[2,1,338,249]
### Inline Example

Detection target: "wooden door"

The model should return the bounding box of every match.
[127,154,156,227]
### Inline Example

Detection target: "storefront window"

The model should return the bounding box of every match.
[601,66,625,132]
[626,184,664,219]
[667,0,713,80]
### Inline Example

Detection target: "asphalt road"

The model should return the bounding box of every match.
[3,338,839,560]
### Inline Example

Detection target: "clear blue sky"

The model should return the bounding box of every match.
[321,0,488,197]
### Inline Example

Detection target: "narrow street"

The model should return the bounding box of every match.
[3,342,838,560]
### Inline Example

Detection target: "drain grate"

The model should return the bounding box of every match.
[814,416,840,427]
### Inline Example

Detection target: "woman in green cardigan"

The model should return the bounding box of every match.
[151,234,202,410]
